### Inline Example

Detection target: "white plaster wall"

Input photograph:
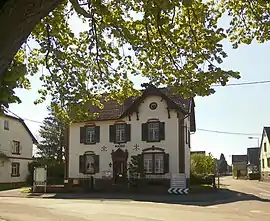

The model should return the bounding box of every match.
[0,158,31,183]
[0,116,33,183]
[69,95,191,179]
[260,132,270,172]
[184,117,190,179]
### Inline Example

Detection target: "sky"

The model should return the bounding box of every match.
[8,14,270,165]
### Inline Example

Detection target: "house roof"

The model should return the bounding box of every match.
[80,85,196,132]
[4,115,38,145]
[259,126,270,154]
[232,155,247,163]
[247,147,260,166]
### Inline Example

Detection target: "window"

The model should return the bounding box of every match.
[80,126,100,144]
[148,122,159,141]
[85,154,95,174]
[262,159,265,168]
[12,141,20,154]
[79,152,99,174]
[143,153,167,174]
[109,123,131,143]
[116,124,125,143]
[142,121,165,142]
[264,143,267,152]
[4,120,9,130]
[85,126,96,144]
[143,154,153,174]
[267,158,270,168]
[11,162,20,177]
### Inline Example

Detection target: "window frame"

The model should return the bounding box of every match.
[12,140,20,155]
[147,122,160,142]
[4,120,9,130]
[11,162,20,177]
[115,123,126,143]
[85,126,96,144]
[143,152,165,175]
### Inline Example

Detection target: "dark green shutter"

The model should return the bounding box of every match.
[137,154,144,174]
[18,163,20,176]
[164,153,169,173]
[94,155,100,173]
[159,122,165,140]
[109,125,116,142]
[95,126,100,143]
[142,123,148,141]
[80,127,85,143]
[79,155,85,173]
[125,124,131,142]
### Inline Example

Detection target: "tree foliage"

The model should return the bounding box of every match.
[1,0,270,120]
[218,153,228,174]
[191,153,216,175]
[37,106,65,163]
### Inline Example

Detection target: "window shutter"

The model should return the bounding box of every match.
[159,122,165,140]
[141,123,148,141]
[164,153,169,173]
[125,124,131,142]
[79,155,85,173]
[94,155,100,173]
[109,125,116,142]
[17,163,20,176]
[137,154,144,174]
[80,127,86,143]
[95,126,100,143]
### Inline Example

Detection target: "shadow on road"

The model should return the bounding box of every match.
[46,188,270,207]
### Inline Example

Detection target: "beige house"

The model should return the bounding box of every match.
[260,127,270,181]
[67,85,196,192]
[0,115,37,186]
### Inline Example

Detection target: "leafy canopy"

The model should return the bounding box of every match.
[191,153,216,175]
[1,0,270,121]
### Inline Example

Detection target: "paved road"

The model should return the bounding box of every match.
[220,176,270,199]
[0,177,269,221]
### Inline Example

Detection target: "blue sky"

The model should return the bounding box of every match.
[8,15,270,164]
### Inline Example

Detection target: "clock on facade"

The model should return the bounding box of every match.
[149,102,158,110]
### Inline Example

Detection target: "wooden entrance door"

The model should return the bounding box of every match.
[111,148,128,184]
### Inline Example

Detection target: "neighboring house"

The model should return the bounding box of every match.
[259,127,270,182]
[247,147,260,179]
[232,155,247,178]
[67,85,196,192]
[0,114,37,186]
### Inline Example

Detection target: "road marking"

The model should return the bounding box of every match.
[250,210,262,214]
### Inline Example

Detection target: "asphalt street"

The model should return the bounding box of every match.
[0,177,269,221]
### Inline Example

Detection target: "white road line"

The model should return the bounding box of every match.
[250,210,262,214]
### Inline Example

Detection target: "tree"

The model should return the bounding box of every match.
[37,106,65,163]
[1,0,269,119]
[218,153,228,174]
[191,153,216,175]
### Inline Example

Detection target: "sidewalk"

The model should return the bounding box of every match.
[0,188,235,204]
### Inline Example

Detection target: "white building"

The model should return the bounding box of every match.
[260,127,270,181]
[0,115,37,186]
[67,85,196,192]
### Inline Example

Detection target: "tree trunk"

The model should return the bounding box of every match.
[0,0,63,78]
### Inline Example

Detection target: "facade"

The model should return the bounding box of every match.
[232,155,247,178]
[260,127,270,181]
[67,85,196,192]
[0,115,37,186]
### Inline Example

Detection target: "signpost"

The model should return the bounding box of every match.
[33,166,47,193]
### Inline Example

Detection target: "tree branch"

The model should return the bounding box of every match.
[69,0,91,18]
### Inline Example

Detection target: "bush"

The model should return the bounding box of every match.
[190,173,215,186]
